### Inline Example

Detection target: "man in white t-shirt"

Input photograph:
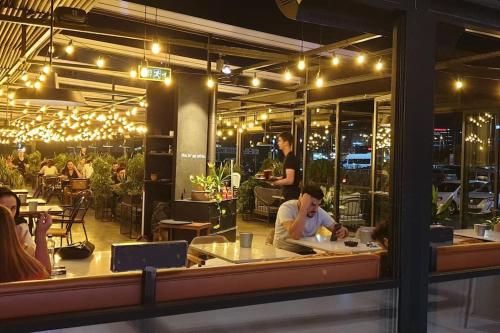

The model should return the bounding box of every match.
[273,185,349,254]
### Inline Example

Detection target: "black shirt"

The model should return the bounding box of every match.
[282,152,301,201]
[13,157,26,174]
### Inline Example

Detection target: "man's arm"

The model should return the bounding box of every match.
[273,169,295,186]
[325,219,349,238]
[34,213,53,273]
[281,194,313,239]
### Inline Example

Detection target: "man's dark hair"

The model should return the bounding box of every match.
[278,132,293,146]
[301,184,324,201]
[0,187,21,218]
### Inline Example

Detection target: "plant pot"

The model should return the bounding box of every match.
[191,191,211,201]
[192,184,205,192]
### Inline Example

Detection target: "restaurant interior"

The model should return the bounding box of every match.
[0,1,499,332]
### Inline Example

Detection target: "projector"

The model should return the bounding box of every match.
[54,7,88,24]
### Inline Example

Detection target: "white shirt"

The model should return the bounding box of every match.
[15,223,36,256]
[82,163,94,179]
[273,199,335,253]
[40,165,58,176]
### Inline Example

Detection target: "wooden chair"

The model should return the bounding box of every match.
[188,235,229,267]
[47,190,92,246]
[65,178,89,205]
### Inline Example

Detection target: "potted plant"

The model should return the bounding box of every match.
[118,153,144,204]
[486,216,500,232]
[90,156,114,219]
[26,151,41,188]
[0,157,24,188]
[189,163,229,202]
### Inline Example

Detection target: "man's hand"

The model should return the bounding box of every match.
[299,193,314,213]
[35,212,53,236]
[335,226,349,239]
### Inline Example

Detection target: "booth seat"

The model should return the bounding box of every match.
[155,254,380,302]
[436,242,500,272]
[0,254,380,320]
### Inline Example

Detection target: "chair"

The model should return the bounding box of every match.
[47,190,92,246]
[43,176,63,203]
[253,186,282,224]
[188,236,229,267]
[339,193,366,229]
[64,178,89,205]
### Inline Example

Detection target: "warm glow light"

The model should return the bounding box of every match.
[151,42,161,55]
[261,113,268,121]
[284,69,292,81]
[374,60,384,71]
[238,128,243,133]
[207,77,215,88]
[228,130,234,136]
[65,41,74,55]
[130,69,137,78]
[131,107,138,116]
[140,66,148,78]
[164,76,172,86]
[217,130,222,137]
[39,74,46,82]
[22,109,27,114]
[332,55,340,66]
[356,54,366,65]
[34,81,41,89]
[251,75,260,87]
[315,73,324,88]
[96,57,105,68]
[21,72,28,81]
[40,106,46,112]
[297,57,306,70]
[455,80,464,90]
[25,81,32,87]
[42,65,50,74]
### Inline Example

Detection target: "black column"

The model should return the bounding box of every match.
[391,9,436,333]
[206,80,218,168]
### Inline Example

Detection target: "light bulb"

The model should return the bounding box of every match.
[207,77,215,88]
[42,65,50,74]
[332,55,340,66]
[221,64,232,74]
[284,69,292,81]
[39,74,46,82]
[151,42,161,55]
[375,60,384,71]
[96,57,105,68]
[131,107,138,116]
[130,69,137,78]
[34,81,41,89]
[454,80,464,90]
[21,72,28,81]
[65,41,74,55]
[251,75,260,87]
[217,130,222,137]
[164,76,172,86]
[261,113,268,121]
[315,73,324,88]
[297,58,306,70]
[356,54,366,65]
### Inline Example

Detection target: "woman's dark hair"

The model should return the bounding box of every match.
[301,184,324,201]
[0,187,21,218]
[371,221,389,243]
[278,132,293,146]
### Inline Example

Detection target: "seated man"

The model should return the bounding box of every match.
[273,184,348,254]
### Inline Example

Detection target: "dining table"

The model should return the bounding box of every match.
[19,205,63,234]
[11,188,29,195]
[189,242,300,264]
[453,229,500,242]
[286,235,383,254]
[51,251,114,279]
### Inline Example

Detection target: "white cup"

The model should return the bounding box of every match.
[474,224,487,237]
[240,232,253,248]
[18,194,27,204]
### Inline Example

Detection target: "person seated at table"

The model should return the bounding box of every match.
[0,188,52,274]
[81,157,94,179]
[60,160,82,180]
[39,159,58,176]
[12,149,27,175]
[273,184,349,254]
[111,167,126,217]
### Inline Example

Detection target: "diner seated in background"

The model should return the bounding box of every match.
[81,158,94,179]
[12,150,27,175]
[60,161,82,180]
[0,205,49,283]
[0,187,52,273]
[273,185,349,254]
[39,159,58,176]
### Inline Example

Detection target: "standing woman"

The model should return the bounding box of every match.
[0,205,49,283]
[273,132,301,201]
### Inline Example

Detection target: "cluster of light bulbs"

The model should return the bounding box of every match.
[376,126,391,149]
[468,113,492,128]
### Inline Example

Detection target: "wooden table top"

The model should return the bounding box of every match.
[454,229,500,242]
[286,235,383,254]
[19,205,63,216]
[158,221,211,230]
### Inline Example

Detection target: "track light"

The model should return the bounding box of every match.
[151,41,161,55]
[96,57,105,68]
[297,57,306,70]
[65,40,74,55]
[251,73,260,87]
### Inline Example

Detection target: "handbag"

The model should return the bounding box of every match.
[57,240,95,259]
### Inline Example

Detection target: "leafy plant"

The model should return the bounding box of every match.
[25,151,42,181]
[259,158,283,177]
[485,217,500,231]
[320,186,335,213]
[0,157,24,188]
[53,153,72,171]
[237,176,273,213]
[90,156,113,201]
[190,163,230,201]
[118,153,144,196]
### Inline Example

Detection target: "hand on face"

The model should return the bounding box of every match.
[35,212,52,236]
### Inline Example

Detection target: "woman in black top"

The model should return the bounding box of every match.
[273,132,301,201]
[61,160,82,180]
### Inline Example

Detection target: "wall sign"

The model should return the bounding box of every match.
[139,66,172,82]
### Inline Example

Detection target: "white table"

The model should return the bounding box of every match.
[454,229,500,242]
[19,204,63,217]
[52,251,114,279]
[286,235,383,254]
[189,242,300,264]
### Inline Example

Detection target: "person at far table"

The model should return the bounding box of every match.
[273,185,349,254]
[272,132,301,201]
[0,187,52,273]
[81,157,94,179]
[12,149,27,175]
[39,159,58,176]
[60,160,82,180]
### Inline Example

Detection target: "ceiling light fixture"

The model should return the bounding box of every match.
[221,64,232,75]
[297,56,306,70]
[284,68,292,81]
[130,68,137,78]
[151,41,161,55]
[356,53,366,65]
[455,79,464,90]
[332,53,340,66]
[374,59,384,71]
[65,40,74,55]
[96,57,105,68]
[207,76,215,88]
[251,73,260,87]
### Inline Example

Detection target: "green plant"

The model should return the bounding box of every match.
[118,153,144,196]
[485,217,500,231]
[237,176,273,213]
[53,153,72,171]
[190,163,230,201]
[307,159,334,185]
[25,151,42,180]
[90,156,114,201]
[260,158,283,177]
[0,157,24,188]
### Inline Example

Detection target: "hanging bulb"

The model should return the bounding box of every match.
[164,76,172,86]
[332,54,340,66]
[96,56,105,68]
[297,57,306,70]
[374,59,384,71]
[140,66,149,78]
[131,107,138,116]
[251,73,260,87]
[207,77,215,88]
[34,81,41,89]
[65,40,74,55]
[42,65,51,74]
[455,79,464,90]
[151,41,161,55]
[39,74,46,82]
[217,130,222,137]
[315,72,324,88]
[130,68,137,78]
[21,72,28,81]
[356,53,366,65]
[284,69,292,81]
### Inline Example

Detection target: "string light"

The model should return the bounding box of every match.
[251,73,260,87]
[39,74,46,82]
[297,56,306,70]
[455,79,464,90]
[34,81,41,89]
[131,107,138,116]
[207,77,215,88]
[261,113,268,121]
[96,57,105,68]
[284,69,292,81]
[65,40,74,55]
[331,54,340,66]
[151,41,161,55]
[130,69,137,78]
[356,53,366,65]
[315,72,324,88]
[42,65,51,74]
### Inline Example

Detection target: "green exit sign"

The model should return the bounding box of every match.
[139,66,171,81]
